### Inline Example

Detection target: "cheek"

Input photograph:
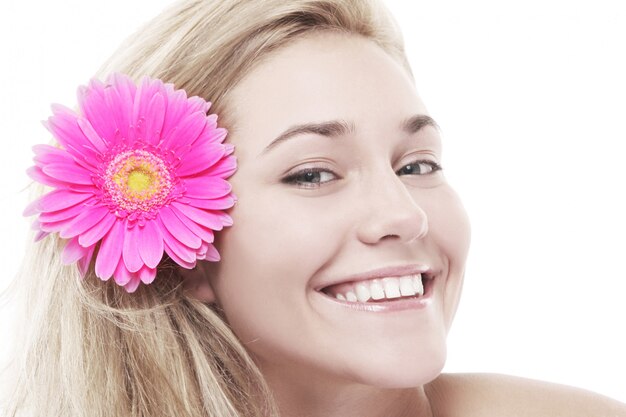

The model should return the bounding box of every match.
[421,185,471,327]
[209,188,345,344]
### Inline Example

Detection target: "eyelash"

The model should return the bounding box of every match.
[281,160,442,189]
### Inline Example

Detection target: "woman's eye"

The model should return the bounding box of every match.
[282,168,338,188]
[396,160,442,176]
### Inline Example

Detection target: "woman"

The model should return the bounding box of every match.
[3,0,625,416]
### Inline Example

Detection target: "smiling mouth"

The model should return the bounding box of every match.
[320,273,435,303]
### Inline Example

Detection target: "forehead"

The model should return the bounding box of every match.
[226,32,427,157]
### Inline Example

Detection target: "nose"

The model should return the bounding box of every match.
[355,168,429,245]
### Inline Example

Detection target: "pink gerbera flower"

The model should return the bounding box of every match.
[24,73,237,292]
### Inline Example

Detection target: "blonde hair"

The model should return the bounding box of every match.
[3,1,410,416]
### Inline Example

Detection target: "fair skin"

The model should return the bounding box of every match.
[185,32,626,417]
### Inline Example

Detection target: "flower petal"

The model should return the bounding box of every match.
[132,76,163,140]
[61,237,90,264]
[112,257,133,286]
[34,230,50,242]
[159,218,196,263]
[183,176,232,199]
[32,144,73,166]
[42,163,94,185]
[205,155,237,179]
[137,220,164,269]
[39,217,76,233]
[78,213,116,247]
[122,225,144,273]
[203,243,221,262]
[159,206,202,249]
[176,143,225,177]
[39,200,91,223]
[163,241,196,269]
[95,219,125,280]
[183,195,235,210]
[77,117,109,154]
[138,265,157,284]
[170,201,224,231]
[77,79,117,143]
[169,204,215,243]
[104,73,136,142]
[46,105,101,164]
[124,276,142,293]
[161,111,206,151]
[24,189,92,216]
[77,244,96,277]
[60,206,110,239]
[142,92,166,146]
[27,166,71,188]
[160,89,188,141]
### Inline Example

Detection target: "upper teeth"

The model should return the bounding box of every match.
[332,274,424,302]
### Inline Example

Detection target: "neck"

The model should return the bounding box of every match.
[262,365,435,417]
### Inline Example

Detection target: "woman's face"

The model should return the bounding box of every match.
[199,33,471,389]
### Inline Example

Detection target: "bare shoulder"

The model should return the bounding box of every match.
[425,373,626,417]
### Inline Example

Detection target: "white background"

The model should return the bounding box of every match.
[0,0,624,403]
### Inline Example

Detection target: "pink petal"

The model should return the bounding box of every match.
[170,201,224,231]
[204,155,237,179]
[163,241,196,269]
[187,96,211,114]
[77,244,96,277]
[183,176,231,199]
[158,206,202,249]
[184,195,235,210]
[203,243,221,262]
[24,189,92,216]
[77,118,108,154]
[138,265,157,284]
[77,79,118,143]
[205,127,228,144]
[169,204,215,243]
[159,218,196,263]
[42,163,94,185]
[160,89,188,142]
[32,144,74,166]
[34,230,49,242]
[112,257,133,286]
[33,143,67,158]
[39,200,91,223]
[217,212,233,227]
[60,206,110,239]
[46,105,100,162]
[27,166,70,188]
[161,111,206,151]
[176,143,225,177]
[142,92,166,145]
[105,73,138,140]
[132,76,163,140]
[78,213,116,247]
[61,237,90,264]
[138,220,164,269]
[94,219,125,280]
[122,225,144,273]
[39,217,76,233]
[124,276,142,293]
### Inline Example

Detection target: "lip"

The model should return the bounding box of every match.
[312,263,437,313]
[313,263,433,292]
[315,273,436,312]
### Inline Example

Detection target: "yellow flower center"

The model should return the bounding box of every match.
[104,149,173,214]
[127,168,153,193]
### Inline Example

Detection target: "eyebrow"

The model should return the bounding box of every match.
[259,114,439,156]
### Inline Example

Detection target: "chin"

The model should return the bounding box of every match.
[344,339,448,389]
